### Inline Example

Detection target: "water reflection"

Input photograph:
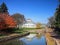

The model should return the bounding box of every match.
[20,34,46,45]
[36,33,42,39]
[0,39,25,45]
[0,34,46,45]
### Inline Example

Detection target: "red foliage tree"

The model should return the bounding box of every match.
[0,13,17,30]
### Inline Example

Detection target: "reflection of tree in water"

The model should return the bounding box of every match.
[0,39,26,45]
[36,33,42,39]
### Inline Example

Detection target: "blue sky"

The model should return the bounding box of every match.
[0,0,58,24]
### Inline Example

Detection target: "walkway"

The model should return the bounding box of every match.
[45,27,57,45]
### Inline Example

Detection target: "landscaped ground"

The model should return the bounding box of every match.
[0,27,59,45]
[0,28,44,40]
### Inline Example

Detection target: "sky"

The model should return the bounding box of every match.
[0,0,58,24]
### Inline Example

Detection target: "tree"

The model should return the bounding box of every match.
[48,16,55,28]
[0,2,8,13]
[36,23,41,29]
[53,4,60,32]
[48,0,60,29]
[55,5,60,28]
[0,17,6,30]
[0,6,2,13]
[11,13,26,28]
[0,13,17,30]
[0,2,17,33]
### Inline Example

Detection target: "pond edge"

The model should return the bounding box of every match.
[0,32,30,42]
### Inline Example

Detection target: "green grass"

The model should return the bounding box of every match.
[0,33,10,37]
[14,28,36,32]
[22,28,36,30]
[0,34,6,36]
[30,32,37,34]
[13,28,44,34]
[20,28,42,30]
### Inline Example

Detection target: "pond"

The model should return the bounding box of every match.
[0,34,46,45]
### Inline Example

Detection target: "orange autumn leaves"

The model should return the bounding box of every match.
[0,13,17,30]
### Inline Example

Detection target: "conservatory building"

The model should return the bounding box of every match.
[22,19,36,28]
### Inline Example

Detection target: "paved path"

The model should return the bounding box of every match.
[45,27,57,45]
[45,27,60,45]
[53,39,60,45]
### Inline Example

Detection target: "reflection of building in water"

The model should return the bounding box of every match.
[25,37,33,41]
[25,34,36,41]
[22,19,36,28]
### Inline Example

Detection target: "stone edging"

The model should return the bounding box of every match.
[0,32,30,42]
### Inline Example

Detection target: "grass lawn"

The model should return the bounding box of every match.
[20,28,42,30]
[14,28,39,32]
[14,27,45,34]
